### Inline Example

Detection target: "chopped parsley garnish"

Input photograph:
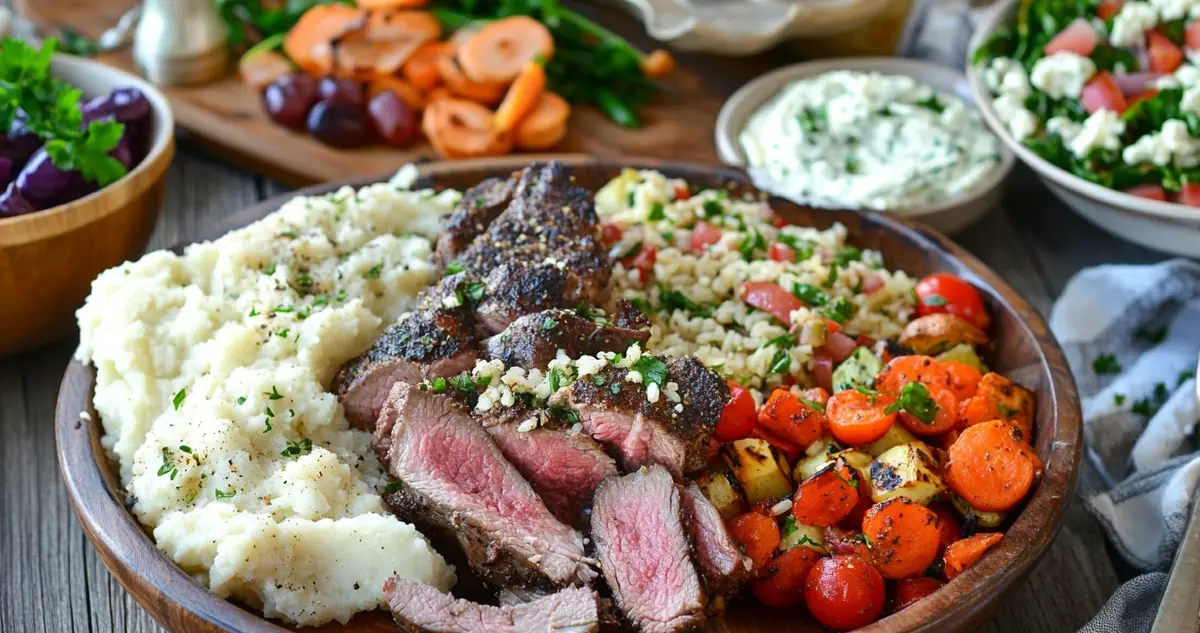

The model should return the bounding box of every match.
[792,283,829,307]
[769,348,792,375]
[364,264,383,279]
[627,190,636,207]
[473,197,487,208]
[548,368,565,393]
[248,308,259,317]
[738,227,767,261]
[273,306,295,313]
[799,397,826,412]
[383,481,402,494]
[277,328,289,338]
[464,282,486,302]
[997,404,1020,419]
[762,333,798,349]
[915,94,945,113]
[548,405,582,425]
[1092,354,1122,375]
[449,372,478,393]
[1114,393,1126,406]
[280,230,298,239]
[796,106,825,133]
[1179,371,1196,386]
[236,396,247,405]
[857,532,872,547]
[610,382,622,394]
[631,355,669,388]
[445,260,465,275]
[264,417,272,433]
[179,445,192,454]
[426,377,448,393]
[658,284,711,318]
[215,489,236,500]
[844,157,861,175]
[648,202,666,221]
[172,388,187,411]
[781,515,798,537]
[1137,326,1168,344]
[616,241,644,260]
[922,294,948,307]
[267,385,283,400]
[824,263,839,288]
[884,382,940,424]
[280,438,313,458]
[265,406,275,418]
[701,199,724,218]
[833,247,862,266]
[542,316,558,330]
[592,374,607,386]
[156,447,178,479]
[819,296,856,324]
[776,234,815,261]
[264,262,276,276]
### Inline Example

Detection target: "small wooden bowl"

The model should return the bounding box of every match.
[56,156,1081,633]
[0,54,175,356]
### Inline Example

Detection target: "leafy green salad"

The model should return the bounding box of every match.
[974,0,1200,204]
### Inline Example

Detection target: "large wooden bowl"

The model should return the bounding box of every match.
[0,54,175,356]
[56,156,1082,633]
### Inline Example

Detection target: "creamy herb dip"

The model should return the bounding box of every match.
[739,70,1002,211]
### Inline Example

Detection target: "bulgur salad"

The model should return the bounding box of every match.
[975,0,1200,204]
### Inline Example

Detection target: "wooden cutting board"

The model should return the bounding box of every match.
[19,0,789,187]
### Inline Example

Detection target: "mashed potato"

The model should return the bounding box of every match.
[75,167,456,626]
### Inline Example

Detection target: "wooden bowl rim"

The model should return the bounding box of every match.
[55,155,1082,633]
[0,53,176,244]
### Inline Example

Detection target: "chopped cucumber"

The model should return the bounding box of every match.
[832,346,883,393]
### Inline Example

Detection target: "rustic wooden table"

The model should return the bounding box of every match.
[0,2,1173,630]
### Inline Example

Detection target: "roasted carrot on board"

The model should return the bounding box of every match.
[493,61,546,133]
[458,15,554,83]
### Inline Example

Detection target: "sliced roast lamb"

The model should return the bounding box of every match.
[483,417,618,529]
[334,273,479,430]
[591,465,706,633]
[486,308,650,371]
[375,382,596,590]
[454,162,611,333]
[557,356,728,477]
[435,176,515,267]
[384,578,599,633]
[680,483,750,596]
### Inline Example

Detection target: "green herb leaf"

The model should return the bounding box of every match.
[1092,354,1122,375]
[172,388,187,410]
[799,397,826,412]
[445,260,465,275]
[464,282,486,302]
[280,437,313,458]
[215,489,236,500]
[631,355,669,388]
[792,283,829,307]
[542,316,558,330]
[648,201,665,221]
[883,382,940,424]
[922,294,948,307]
[364,264,383,279]
[1114,393,1126,406]
[1137,326,1168,344]
[383,481,402,495]
[267,385,283,400]
[824,263,839,288]
[819,296,856,324]
[236,396,247,405]
[658,284,711,318]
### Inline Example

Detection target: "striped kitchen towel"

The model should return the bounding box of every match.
[1050,259,1200,632]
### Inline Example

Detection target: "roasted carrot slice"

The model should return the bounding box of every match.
[897,382,959,437]
[640,49,675,78]
[863,498,941,580]
[368,75,426,110]
[945,420,1036,512]
[283,5,367,77]
[239,50,292,90]
[458,15,554,83]
[438,53,507,105]
[928,503,961,555]
[959,372,1034,440]
[422,98,512,159]
[944,532,1004,580]
[728,511,781,571]
[931,360,983,401]
[426,86,454,102]
[758,388,827,449]
[875,355,941,395]
[402,41,451,91]
[358,0,429,8]
[494,61,546,133]
[365,9,441,41]
[792,458,860,527]
[826,389,897,446]
[513,91,570,150]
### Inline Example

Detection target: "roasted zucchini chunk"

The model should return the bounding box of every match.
[694,468,746,522]
[863,423,919,457]
[936,343,989,373]
[869,442,947,505]
[950,492,1006,528]
[779,515,827,553]
[900,314,988,356]
[721,438,793,505]
[832,347,883,393]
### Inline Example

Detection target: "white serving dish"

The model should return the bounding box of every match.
[617,0,892,56]
[714,56,1015,234]
[968,0,1200,257]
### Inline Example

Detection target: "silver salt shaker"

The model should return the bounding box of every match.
[133,0,230,86]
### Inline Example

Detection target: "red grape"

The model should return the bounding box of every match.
[306,101,373,148]
[317,77,365,108]
[263,73,317,129]
[367,91,419,147]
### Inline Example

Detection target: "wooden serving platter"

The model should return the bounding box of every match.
[19,0,782,187]
[56,156,1083,633]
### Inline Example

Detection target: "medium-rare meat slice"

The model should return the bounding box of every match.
[486,308,650,371]
[375,382,596,590]
[335,274,478,430]
[484,419,618,528]
[384,578,599,633]
[591,466,706,633]
[680,483,749,595]
[455,162,611,332]
[436,177,515,266]
[558,356,728,477]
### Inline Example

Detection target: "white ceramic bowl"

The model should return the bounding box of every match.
[617,0,892,56]
[969,0,1200,257]
[714,57,1015,234]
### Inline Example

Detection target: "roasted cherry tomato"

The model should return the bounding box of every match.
[804,555,886,630]
[914,273,990,330]
[715,380,757,442]
[892,576,945,612]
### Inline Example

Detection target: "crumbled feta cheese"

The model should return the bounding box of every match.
[625,370,643,384]
[1155,64,1200,89]
[1111,2,1159,46]
[770,499,793,516]
[440,294,462,308]
[1046,116,1084,145]
[1182,85,1200,114]
[993,93,1040,140]
[646,382,661,403]
[985,57,1031,100]
[1070,109,1126,158]
[517,417,539,433]
[1151,0,1200,21]
[1031,52,1096,99]
[674,403,684,413]
[1124,119,1200,166]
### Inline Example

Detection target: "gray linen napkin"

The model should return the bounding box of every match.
[900,3,1200,630]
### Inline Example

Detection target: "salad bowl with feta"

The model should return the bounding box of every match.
[716,57,1015,234]
[969,0,1200,256]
